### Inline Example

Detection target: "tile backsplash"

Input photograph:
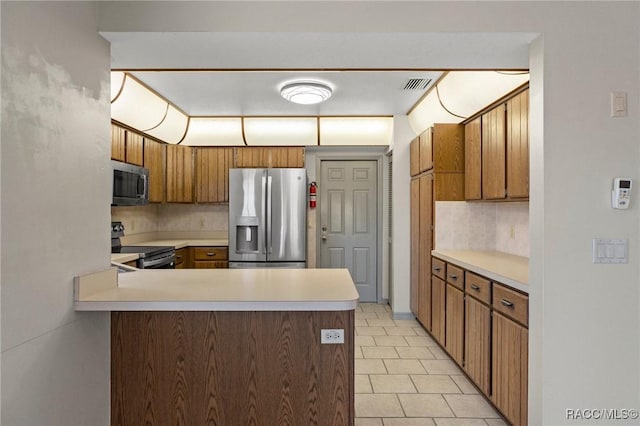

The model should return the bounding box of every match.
[435,201,529,257]
[111,204,228,235]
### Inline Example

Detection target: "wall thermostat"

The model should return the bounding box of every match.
[612,178,632,209]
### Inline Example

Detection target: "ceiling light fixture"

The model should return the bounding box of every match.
[280,82,332,105]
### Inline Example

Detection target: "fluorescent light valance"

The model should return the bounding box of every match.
[244,117,318,146]
[111,73,168,131]
[110,71,126,102]
[319,117,393,146]
[181,117,244,146]
[409,71,529,134]
[145,104,189,145]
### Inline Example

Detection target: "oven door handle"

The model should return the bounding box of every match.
[143,254,175,268]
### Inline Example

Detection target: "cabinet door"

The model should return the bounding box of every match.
[417,174,433,328]
[174,248,187,269]
[144,139,165,203]
[126,132,144,166]
[433,124,464,173]
[506,89,529,199]
[465,296,491,395]
[235,147,268,168]
[410,137,420,177]
[464,117,482,200]
[482,105,506,199]
[431,275,446,345]
[111,124,126,162]
[492,312,528,426]
[166,145,194,203]
[410,178,420,316]
[195,147,233,203]
[445,284,464,366]
[419,130,433,173]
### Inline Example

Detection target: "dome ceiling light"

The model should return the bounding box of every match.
[280,81,332,105]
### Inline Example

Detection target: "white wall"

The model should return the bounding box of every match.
[1,2,111,425]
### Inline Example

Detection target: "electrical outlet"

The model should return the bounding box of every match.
[321,329,344,344]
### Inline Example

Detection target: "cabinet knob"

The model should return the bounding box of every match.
[434,266,441,272]
[449,274,458,280]
[470,284,480,291]
[207,252,216,257]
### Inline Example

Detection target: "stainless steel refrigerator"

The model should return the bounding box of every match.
[229,168,307,268]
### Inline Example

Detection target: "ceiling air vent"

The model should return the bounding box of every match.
[401,78,432,91]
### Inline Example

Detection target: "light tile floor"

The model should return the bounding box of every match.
[355,303,507,426]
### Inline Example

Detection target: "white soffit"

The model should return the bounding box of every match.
[181,117,244,146]
[320,117,393,146]
[244,117,318,146]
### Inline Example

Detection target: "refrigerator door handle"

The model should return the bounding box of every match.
[261,173,267,255]
[266,175,273,254]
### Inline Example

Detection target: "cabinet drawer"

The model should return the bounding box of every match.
[446,264,464,289]
[175,248,186,266]
[465,272,491,304]
[432,257,446,279]
[193,247,228,261]
[193,260,228,269]
[492,283,528,327]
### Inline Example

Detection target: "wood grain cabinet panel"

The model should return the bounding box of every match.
[143,139,165,203]
[507,89,529,199]
[464,117,482,200]
[432,258,446,280]
[195,147,232,203]
[492,283,528,327]
[270,147,305,167]
[125,132,144,166]
[111,124,126,162]
[410,178,420,316]
[410,137,420,177]
[464,295,491,395]
[191,246,228,269]
[433,124,465,173]
[418,174,433,329]
[482,104,506,199]
[445,284,464,366]
[111,310,354,426]
[446,264,464,290]
[492,312,528,426]
[166,145,194,203]
[431,275,446,346]
[419,130,433,172]
[465,272,491,305]
[174,248,187,269]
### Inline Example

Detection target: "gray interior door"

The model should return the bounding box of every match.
[319,160,378,302]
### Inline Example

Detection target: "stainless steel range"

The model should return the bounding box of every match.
[111,222,175,269]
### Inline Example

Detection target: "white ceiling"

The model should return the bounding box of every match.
[103,32,534,117]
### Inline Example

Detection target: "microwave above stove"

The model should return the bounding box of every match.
[112,160,149,206]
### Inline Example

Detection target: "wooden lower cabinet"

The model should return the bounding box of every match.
[492,312,528,426]
[445,284,464,366]
[174,248,187,269]
[111,310,354,426]
[431,276,446,345]
[190,246,228,269]
[464,295,491,395]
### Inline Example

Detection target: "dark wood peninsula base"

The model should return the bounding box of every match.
[111,310,354,426]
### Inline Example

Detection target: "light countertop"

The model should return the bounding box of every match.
[75,268,359,311]
[431,250,528,294]
[110,253,139,263]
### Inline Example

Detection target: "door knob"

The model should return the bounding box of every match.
[322,235,327,241]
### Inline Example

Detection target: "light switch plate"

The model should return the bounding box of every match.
[593,238,628,263]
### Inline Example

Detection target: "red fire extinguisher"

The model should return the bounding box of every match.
[309,182,317,208]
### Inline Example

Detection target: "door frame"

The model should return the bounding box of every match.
[315,153,385,304]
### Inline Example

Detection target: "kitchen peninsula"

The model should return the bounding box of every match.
[76,268,358,425]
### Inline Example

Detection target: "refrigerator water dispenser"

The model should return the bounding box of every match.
[235,216,259,253]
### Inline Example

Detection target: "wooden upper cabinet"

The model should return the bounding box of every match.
[144,139,166,203]
[234,147,305,168]
[419,130,433,172]
[482,104,506,199]
[111,124,126,162]
[465,117,482,200]
[409,136,420,177]
[195,147,233,203]
[126,132,144,167]
[433,124,464,173]
[166,145,194,203]
[506,89,529,199]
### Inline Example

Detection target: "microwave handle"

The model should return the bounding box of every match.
[138,174,148,199]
